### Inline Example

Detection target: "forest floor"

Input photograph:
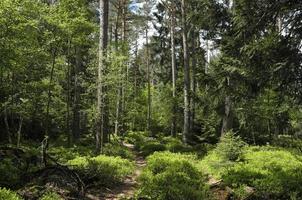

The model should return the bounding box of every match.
[86,143,146,200]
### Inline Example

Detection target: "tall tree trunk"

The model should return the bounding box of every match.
[120,0,127,136]
[45,48,56,137]
[221,0,235,137]
[72,48,81,142]
[221,95,233,136]
[146,27,151,135]
[16,116,23,148]
[170,4,177,137]
[66,39,72,146]
[190,32,197,134]
[96,0,109,154]
[181,0,191,143]
[4,107,12,144]
[114,10,121,136]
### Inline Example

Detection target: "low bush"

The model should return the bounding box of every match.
[0,159,22,187]
[223,148,302,199]
[124,131,148,150]
[140,141,166,157]
[200,144,302,199]
[40,191,63,200]
[193,143,214,158]
[67,155,134,187]
[103,142,134,160]
[138,152,209,200]
[214,131,246,161]
[48,145,92,164]
[162,136,193,153]
[0,188,22,200]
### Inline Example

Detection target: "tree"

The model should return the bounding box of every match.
[96,0,109,154]
[181,0,191,143]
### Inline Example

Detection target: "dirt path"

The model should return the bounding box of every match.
[86,143,146,200]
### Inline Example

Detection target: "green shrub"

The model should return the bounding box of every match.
[40,191,63,200]
[140,141,166,157]
[162,137,193,153]
[103,142,134,160]
[68,155,134,187]
[215,131,246,161]
[223,148,302,199]
[201,144,302,199]
[199,150,233,179]
[193,143,214,158]
[48,145,93,164]
[138,152,209,200]
[0,188,22,200]
[0,159,22,187]
[124,131,148,150]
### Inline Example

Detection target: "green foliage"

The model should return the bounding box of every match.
[215,132,246,161]
[124,131,148,150]
[201,144,302,199]
[67,155,134,187]
[40,191,63,200]
[140,141,166,157]
[138,152,209,200]
[0,188,22,200]
[48,145,93,164]
[162,136,193,153]
[0,159,22,187]
[223,148,302,199]
[103,142,135,160]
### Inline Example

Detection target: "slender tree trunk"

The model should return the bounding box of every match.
[114,10,121,136]
[170,4,177,137]
[181,0,191,143]
[72,48,81,141]
[146,27,151,135]
[66,39,72,146]
[4,108,12,144]
[190,32,197,134]
[16,116,23,148]
[45,48,56,137]
[120,0,127,135]
[96,0,109,154]
[221,78,233,136]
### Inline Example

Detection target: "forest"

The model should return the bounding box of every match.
[0,0,302,199]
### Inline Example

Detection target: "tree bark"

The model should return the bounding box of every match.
[221,95,233,137]
[146,27,151,135]
[190,32,197,134]
[66,39,71,146]
[96,0,109,154]
[16,116,23,148]
[4,107,12,144]
[170,2,177,137]
[45,48,56,137]
[72,48,81,141]
[181,0,191,143]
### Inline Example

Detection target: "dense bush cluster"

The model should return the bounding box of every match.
[138,152,209,200]
[103,142,135,160]
[0,188,22,200]
[124,132,196,157]
[200,134,302,199]
[67,155,134,187]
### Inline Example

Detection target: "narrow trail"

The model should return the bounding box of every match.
[86,143,146,200]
